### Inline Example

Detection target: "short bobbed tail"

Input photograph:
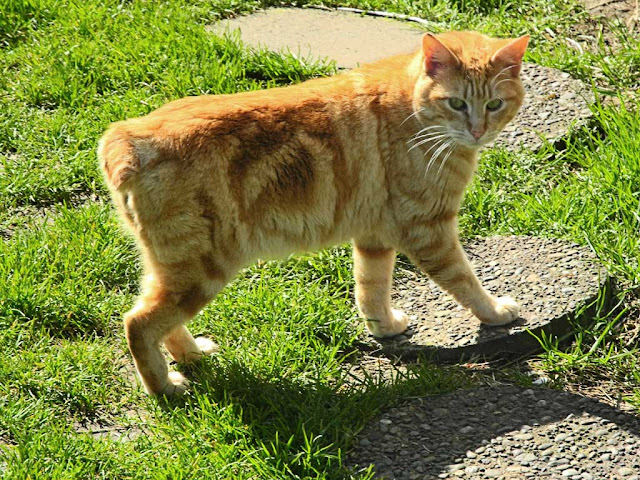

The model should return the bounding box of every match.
[97,126,140,190]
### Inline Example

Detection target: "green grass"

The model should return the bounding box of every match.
[1,0,640,478]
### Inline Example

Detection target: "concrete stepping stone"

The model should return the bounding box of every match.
[209,7,594,152]
[348,385,640,479]
[210,7,423,69]
[360,236,611,361]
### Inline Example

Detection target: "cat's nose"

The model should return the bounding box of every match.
[471,129,485,140]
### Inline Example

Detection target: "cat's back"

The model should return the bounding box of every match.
[98,74,358,190]
[115,73,352,138]
[97,50,417,191]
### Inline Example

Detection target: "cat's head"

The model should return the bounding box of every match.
[412,31,529,148]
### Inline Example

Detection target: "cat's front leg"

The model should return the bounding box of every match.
[353,243,408,337]
[405,231,519,326]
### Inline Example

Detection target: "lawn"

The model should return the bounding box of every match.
[1,0,639,478]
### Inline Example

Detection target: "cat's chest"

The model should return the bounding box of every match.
[399,146,475,191]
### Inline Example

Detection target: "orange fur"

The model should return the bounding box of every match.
[98,31,528,395]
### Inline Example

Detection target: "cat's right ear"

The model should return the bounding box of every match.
[422,33,459,77]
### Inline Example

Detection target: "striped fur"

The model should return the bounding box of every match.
[98,31,528,395]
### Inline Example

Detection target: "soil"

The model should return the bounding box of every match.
[580,0,638,29]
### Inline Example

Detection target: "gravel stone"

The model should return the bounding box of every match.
[347,386,640,479]
[362,236,610,361]
[562,468,580,476]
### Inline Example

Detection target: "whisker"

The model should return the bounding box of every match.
[493,78,516,89]
[407,132,448,146]
[490,64,519,87]
[437,143,456,178]
[408,125,446,141]
[408,128,447,142]
[422,137,447,158]
[430,140,452,169]
[424,139,451,179]
[425,142,450,180]
[424,148,441,179]
[408,134,449,152]
[401,108,426,126]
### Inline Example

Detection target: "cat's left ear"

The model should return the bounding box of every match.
[490,35,530,77]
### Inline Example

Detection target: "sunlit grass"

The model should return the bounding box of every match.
[1,0,639,478]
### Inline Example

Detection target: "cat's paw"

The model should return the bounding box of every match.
[176,337,219,363]
[156,371,191,397]
[195,336,219,356]
[366,309,409,338]
[477,296,520,326]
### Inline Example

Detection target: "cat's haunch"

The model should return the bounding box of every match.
[99,31,528,396]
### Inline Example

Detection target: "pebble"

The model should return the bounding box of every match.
[517,453,537,463]
[562,468,580,476]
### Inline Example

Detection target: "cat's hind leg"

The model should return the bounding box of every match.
[124,272,222,396]
[353,243,408,338]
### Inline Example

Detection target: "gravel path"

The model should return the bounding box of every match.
[348,385,640,479]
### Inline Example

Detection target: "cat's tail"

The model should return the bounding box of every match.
[97,125,140,191]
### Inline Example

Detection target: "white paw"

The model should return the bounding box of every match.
[366,309,409,338]
[195,336,219,356]
[156,371,190,397]
[176,337,219,363]
[478,296,520,326]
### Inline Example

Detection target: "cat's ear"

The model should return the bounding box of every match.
[490,35,530,77]
[422,33,460,77]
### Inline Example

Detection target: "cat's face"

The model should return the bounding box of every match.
[412,31,529,149]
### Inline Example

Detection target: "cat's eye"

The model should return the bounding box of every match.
[448,98,467,111]
[486,98,503,111]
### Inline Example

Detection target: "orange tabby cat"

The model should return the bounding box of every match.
[98,31,529,396]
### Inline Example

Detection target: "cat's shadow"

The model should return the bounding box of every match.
[161,357,640,479]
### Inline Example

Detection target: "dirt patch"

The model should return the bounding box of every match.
[580,0,638,29]
[342,355,410,388]
[73,408,148,442]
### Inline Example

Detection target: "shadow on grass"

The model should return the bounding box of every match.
[155,354,470,478]
[152,355,640,479]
